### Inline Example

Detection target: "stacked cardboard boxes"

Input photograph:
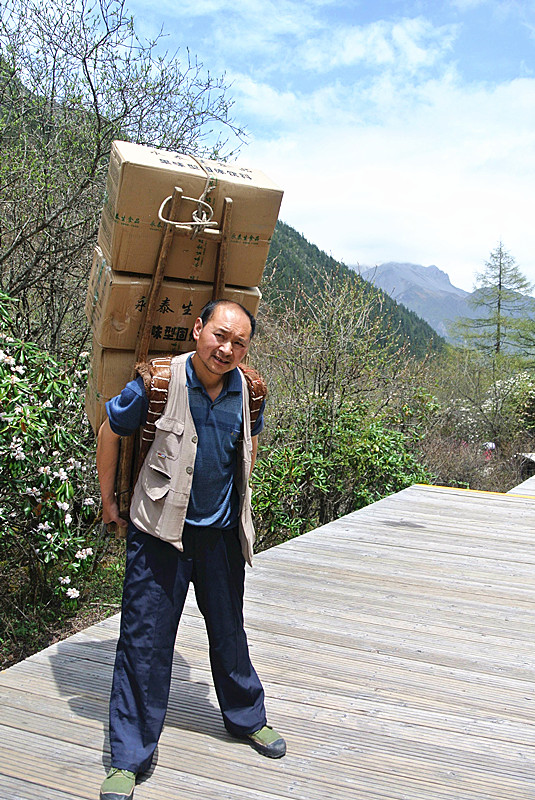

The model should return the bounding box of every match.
[85,141,283,431]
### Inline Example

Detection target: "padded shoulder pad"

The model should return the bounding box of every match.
[238,363,267,425]
[135,356,172,399]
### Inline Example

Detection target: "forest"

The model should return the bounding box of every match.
[2,0,535,668]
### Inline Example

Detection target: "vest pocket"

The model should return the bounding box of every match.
[141,463,171,500]
[142,417,185,500]
[149,417,184,462]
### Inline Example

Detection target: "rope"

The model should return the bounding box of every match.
[157,155,218,238]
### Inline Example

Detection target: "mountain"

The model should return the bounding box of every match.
[265,223,444,357]
[358,262,475,339]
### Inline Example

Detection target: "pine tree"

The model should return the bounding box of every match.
[456,243,534,355]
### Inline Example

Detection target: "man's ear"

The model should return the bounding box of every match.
[192,317,203,341]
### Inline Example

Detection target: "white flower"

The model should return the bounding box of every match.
[37,521,51,531]
[85,547,93,556]
[42,400,53,409]
[12,364,25,375]
[46,532,53,540]
[64,513,72,526]
[59,576,71,585]
[13,405,23,414]
[56,501,69,511]
[55,468,68,481]
[38,465,52,475]
[82,498,95,506]
[10,438,25,460]
[66,587,79,599]
[10,375,20,384]
[80,351,89,358]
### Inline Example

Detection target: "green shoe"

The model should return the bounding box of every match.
[100,768,136,800]
[246,725,286,758]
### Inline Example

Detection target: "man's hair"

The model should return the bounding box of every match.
[199,299,256,338]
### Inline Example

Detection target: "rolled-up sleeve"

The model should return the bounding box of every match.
[251,397,266,437]
[105,376,148,436]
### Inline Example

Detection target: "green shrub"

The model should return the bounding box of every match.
[0,291,102,611]
[252,397,431,549]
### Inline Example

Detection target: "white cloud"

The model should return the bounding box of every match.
[298,17,457,74]
[240,72,535,291]
[126,0,535,290]
[229,75,300,124]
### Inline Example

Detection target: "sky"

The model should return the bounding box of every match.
[127,0,535,292]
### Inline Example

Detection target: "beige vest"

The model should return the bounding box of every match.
[130,352,255,565]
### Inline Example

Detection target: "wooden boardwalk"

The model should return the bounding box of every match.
[2,483,535,799]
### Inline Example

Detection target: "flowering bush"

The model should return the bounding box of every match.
[0,291,101,608]
[446,370,535,446]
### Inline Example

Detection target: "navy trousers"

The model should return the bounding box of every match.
[109,523,267,773]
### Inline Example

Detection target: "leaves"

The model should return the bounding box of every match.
[0,291,100,607]
[251,272,433,549]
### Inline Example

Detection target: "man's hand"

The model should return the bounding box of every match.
[97,419,128,531]
[102,498,128,528]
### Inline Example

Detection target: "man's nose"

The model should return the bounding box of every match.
[219,340,232,354]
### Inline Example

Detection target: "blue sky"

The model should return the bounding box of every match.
[128,0,535,291]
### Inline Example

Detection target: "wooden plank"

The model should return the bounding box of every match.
[3,483,535,799]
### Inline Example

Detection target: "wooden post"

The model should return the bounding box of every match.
[212,197,232,300]
[112,188,184,531]
[135,187,184,361]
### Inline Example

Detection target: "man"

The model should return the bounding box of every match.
[97,300,285,800]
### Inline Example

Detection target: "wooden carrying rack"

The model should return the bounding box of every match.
[113,186,233,528]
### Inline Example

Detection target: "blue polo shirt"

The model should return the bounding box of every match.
[105,356,264,530]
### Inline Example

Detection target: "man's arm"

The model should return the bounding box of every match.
[96,418,128,528]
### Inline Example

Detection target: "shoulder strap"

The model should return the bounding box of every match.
[238,362,267,425]
[133,356,267,482]
[134,356,173,481]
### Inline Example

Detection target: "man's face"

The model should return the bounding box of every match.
[192,304,252,379]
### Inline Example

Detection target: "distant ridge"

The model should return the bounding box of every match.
[265,223,444,357]
[358,262,474,338]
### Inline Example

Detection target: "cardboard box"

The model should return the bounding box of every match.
[97,141,283,286]
[85,248,262,352]
[85,345,170,433]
